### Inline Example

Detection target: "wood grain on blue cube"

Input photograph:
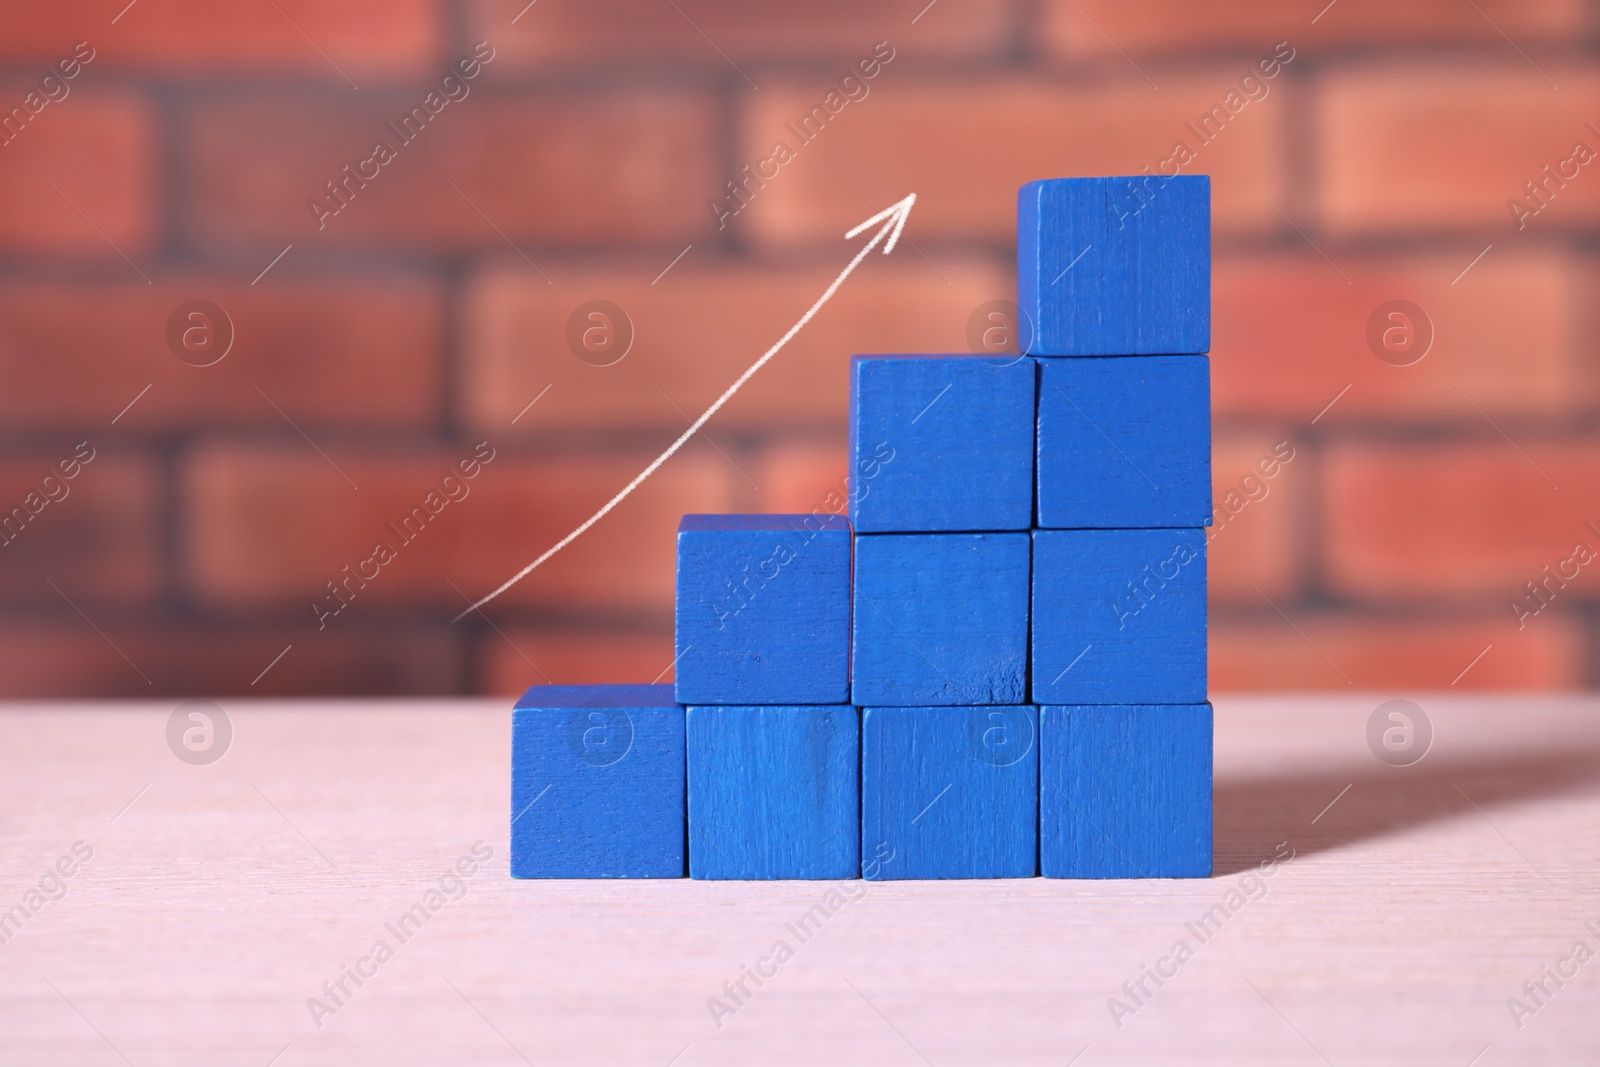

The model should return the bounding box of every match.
[1032,529,1205,704]
[1019,175,1210,357]
[1036,355,1211,528]
[686,705,859,880]
[1040,703,1212,878]
[861,706,1038,879]
[852,533,1030,707]
[675,514,851,705]
[849,354,1035,532]
[511,684,684,879]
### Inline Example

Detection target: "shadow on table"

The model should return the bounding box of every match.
[1212,746,1600,876]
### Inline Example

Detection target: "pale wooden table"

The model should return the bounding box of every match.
[0,697,1596,1065]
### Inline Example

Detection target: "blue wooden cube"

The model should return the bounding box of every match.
[1032,529,1205,704]
[852,533,1030,706]
[849,354,1036,532]
[1019,175,1210,356]
[675,514,851,705]
[686,705,859,880]
[1040,703,1212,878]
[511,684,684,879]
[1036,355,1211,528]
[861,706,1038,879]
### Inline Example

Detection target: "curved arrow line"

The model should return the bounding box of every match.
[454,193,917,621]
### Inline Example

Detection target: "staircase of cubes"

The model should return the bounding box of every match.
[510,176,1214,881]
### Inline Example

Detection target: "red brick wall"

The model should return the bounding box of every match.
[0,0,1593,697]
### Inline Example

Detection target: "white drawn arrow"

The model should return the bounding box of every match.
[456,192,918,621]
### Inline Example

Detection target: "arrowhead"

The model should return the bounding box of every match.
[844,193,917,254]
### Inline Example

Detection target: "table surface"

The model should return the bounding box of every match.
[0,696,1596,1066]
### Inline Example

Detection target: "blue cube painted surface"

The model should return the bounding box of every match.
[675,514,851,705]
[849,354,1036,532]
[1040,703,1212,878]
[687,705,859,880]
[861,706,1038,879]
[1032,529,1205,704]
[511,684,684,879]
[852,533,1030,707]
[1036,355,1211,528]
[1019,176,1210,357]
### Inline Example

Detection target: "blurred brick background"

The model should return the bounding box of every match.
[0,0,1596,698]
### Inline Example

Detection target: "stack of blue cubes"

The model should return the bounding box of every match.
[512,175,1213,881]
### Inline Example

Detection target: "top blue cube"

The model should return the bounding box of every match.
[1018,176,1210,357]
